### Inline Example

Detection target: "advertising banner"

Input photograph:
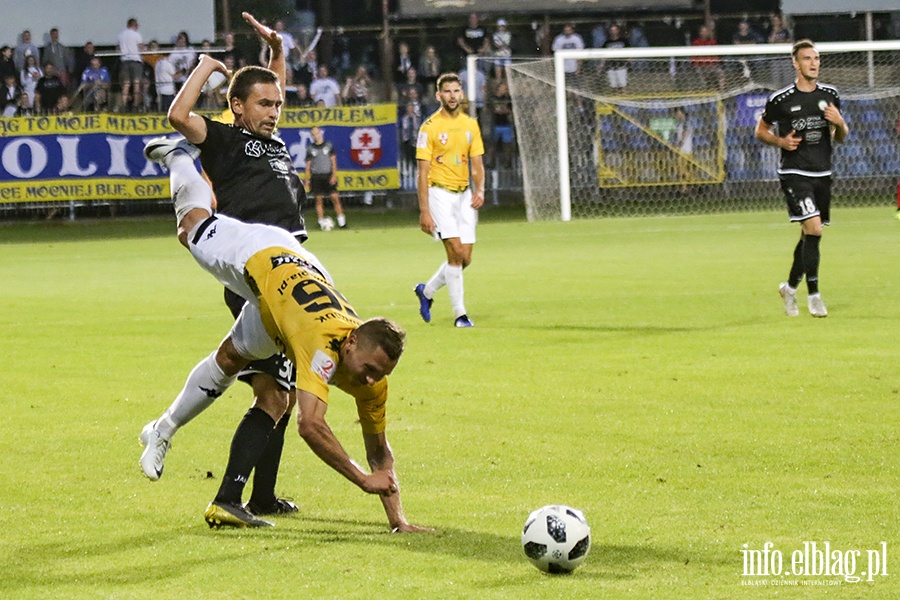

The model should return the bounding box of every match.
[0,105,399,204]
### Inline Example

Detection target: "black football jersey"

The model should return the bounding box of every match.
[197,117,307,239]
[760,83,841,176]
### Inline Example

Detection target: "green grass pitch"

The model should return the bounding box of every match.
[0,206,898,599]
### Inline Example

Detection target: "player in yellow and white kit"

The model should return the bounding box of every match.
[414,72,485,328]
[140,136,431,533]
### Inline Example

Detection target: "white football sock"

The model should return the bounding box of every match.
[155,351,237,439]
[445,264,466,318]
[336,214,346,227]
[167,151,213,223]
[424,262,447,299]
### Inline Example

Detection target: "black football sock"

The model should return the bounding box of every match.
[788,238,804,289]
[214,407,275,505]
[802,234,821,295]
[249,411,291,508]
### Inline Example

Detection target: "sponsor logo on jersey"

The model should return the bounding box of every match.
[310,350,336,382]
[416,131,428,149]
[205,224,217,240]
[349,127,382,167]
[270,252,315,271]
[791,105,801,112]
[792,118,807,131]
[245,140,265,158]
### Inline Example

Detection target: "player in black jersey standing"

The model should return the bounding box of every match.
[139,13,309,527]
[755,39,849,318]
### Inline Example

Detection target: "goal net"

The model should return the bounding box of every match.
[500,41,900,221]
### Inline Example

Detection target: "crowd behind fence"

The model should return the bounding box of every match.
[1,11,897,220]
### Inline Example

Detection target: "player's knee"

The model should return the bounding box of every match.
[215,337,250,376]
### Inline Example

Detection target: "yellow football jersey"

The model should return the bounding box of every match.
[416,109,484,190]
[243,246,388,434]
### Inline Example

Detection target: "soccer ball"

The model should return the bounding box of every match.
[521,505,591,574]
[319,217,335,232]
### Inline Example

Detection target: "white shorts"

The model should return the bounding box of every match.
[428,186,478,244]
[187,214,332,360]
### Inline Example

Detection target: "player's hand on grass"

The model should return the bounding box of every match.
[243,12,282,50]
[780,129,802,151]
[363,469,398,496]
[391,523,437,534]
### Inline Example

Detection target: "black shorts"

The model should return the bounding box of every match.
[779,174,831,225]
[310,174,337,196]
[223,287,295,390]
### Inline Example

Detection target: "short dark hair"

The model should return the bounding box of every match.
[792,39,816,59]
[354,318,406,362]
[227,65,279,105]
[436,72,460,92]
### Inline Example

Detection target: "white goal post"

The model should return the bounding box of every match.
[496,40,900,221]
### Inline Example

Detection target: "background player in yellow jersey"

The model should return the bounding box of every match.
[140,135,431,533]
[414,73,485,328]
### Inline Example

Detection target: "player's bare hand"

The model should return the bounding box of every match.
[391,523,437,534]
[198,54,230,78]
[243,12,282,49]
[471,191,485,209]
[363,469,398,495]
[781,129,802,151]
[419,212,435,235]
[823,103,845,127]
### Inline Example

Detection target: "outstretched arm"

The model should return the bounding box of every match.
[168,55,228,144]
[364,431,434,533]
[243,12,285,101]
[295,389,397,495]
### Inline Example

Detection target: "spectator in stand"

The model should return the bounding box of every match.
[591,22,608,49]
[457,12,490,68]
[295,48,316,90]
[552,24,585,75]
[169,31,197,92]
[0,46,16,82]
[768,14,792,44]
[691,24,725,92]
[15,91,34,116]
[733,20,763,45]
[491,19,512,80]
[309,64,341,107]
[2,73,21,117]
[732,20,763,80]
[154,51,177,113]
[458,64,487,119]
[14,30,40,73]
[627,20,650,73]
[42,28,74,90]
[399,101,422,188]
[601,24,630,89]
[34,62,65,114]
[342,65,373,105]
[222,32,245,69]
[116,18,144,112]
[397,66,424,106]
[80,56,110,112]
[488,79,514,169]
[406,88,423,117]
[53,93,72,115]
[20,54,42,107]
[293,83,315,107]
[418,45,441,94]
[767,14,794,88]
[73,42,96,84]
[396,41,414,85]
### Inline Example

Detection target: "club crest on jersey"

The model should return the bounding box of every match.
[245,140,265,158]
[439,133,448,145]
[310,350,336,382]
[349,127,382,167]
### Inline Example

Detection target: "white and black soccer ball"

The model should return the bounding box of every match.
[521,505,591,573]
[319,217,335,232]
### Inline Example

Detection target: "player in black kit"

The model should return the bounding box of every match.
[139,13,308,527]
[755,39,849,318]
